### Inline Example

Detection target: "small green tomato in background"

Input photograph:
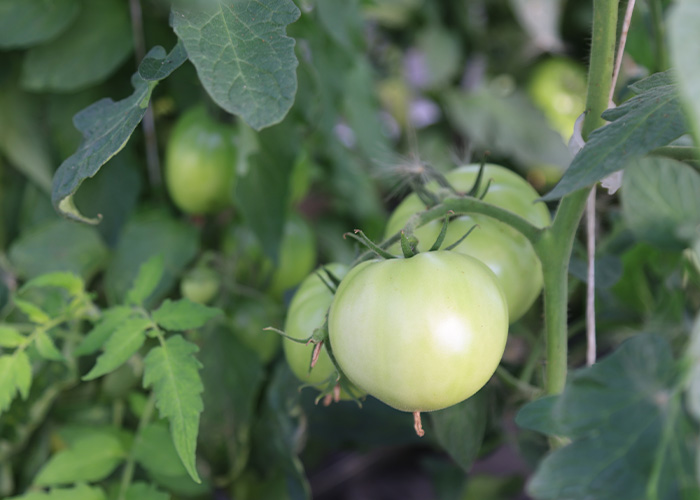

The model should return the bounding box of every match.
[528,57,587,141]
[268,213,317,298]
[328,251,508,418]
[385,164,551,322]
[165,106,237,215]
[284,264,363,399]
[180,266,220,305]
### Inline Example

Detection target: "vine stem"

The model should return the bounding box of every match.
[538,0,619,396]
[117,392,157,500]
[129,0,162,189]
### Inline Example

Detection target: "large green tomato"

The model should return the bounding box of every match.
[528,57,587,140]
[384,164,551,322]
[328,251,508,412]
[164,107,237,215]
[283,264,347,387]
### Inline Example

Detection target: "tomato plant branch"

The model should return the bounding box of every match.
[538,0,619,396]
[117,392,157,500]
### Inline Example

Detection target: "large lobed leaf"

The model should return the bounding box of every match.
[82,318,152,381]
[516,335,693,500]
[171,0,301,130]
[542,71,688,200]
[51,44,187,223]
[0,0,79,49]
[0,352,32,417]
[143,335,204,483]
[151,299,222,331]
[9,484,106,500]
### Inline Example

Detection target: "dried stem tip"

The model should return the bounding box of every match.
[413,411,425,437]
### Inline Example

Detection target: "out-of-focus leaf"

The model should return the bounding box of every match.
[134,423,191,477]
[621,157,700,249]
[542,72,688,200]
[0,351,32,416]
[75,306,133,357]
[143,335,203,483]
[509,0,564,52]
[568,254,624,289]
[0,81,53,194]
[412,27,462,90]
[316,0,364,50]
[103,211,198,307]
[138,42,188,81]
[20,0,132,92]
[199,327,265,477]
[430,390,488,472]
[123,483,169,500]
[8,483,106,500]
[445,88,571,169]
[82,318,152,381]
[171,0,301,130]
[0,326,25,348]
[0,0,80,49]
[685,315,700,421]
[236,123,299,260]
[151,299,221,331]
[519,335,693,500]
[35,332,64,362]
[125,255,165,307]
[8,219,108,281]
[34,429,128,486]
[669,0,700,146]
[22,272,84,297]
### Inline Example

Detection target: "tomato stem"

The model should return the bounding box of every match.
[413,411,425,437]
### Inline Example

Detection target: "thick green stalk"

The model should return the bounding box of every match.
[539,0,619,396]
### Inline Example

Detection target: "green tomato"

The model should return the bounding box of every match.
[180,266,220,305]
[328,251,508,412]
[528,57,587,140]
[230,298,282,363]
[268,213,317,297]
[283,264,348,388]
[165,106,237,215]
[385,164,551,322]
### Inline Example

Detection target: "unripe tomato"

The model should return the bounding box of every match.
[328,251,508,412]
[283,264,348,388]
[385,164,551,322]
[165,107,237,215]
[528,57,587,140]
[180,266,220,305]
[268,213,317,298]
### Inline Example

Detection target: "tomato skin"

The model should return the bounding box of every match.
[328,251,508,412]
[283,264,348,387]
[165,107,237,215]
[180,267,220,305]
[385,164,550,322]
[268,213,317,298]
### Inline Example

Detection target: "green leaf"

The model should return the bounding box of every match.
[8,483,106,500]
[151,299,221,331]
[13,298,50,324]
[316,0,364,50]
[429,390,488,472]
[444,87,572,168]
[75,306,134,356]
[515,395,560,435]
[138,42,188,81]
[82,318,152,381]
[126,255,165,306]
[134,423,191,477]
[51,75,156,223]
[103,211,199,307]
[143,335,204,483]
[685,315,700,421]
[669,1,700,146]
[20,0,132,92]
[621,157,700,249]
[0,326,25,348]
[524,335,691,500]
[0,0,80,49]
[34,429,127,486]
[22,272,85,297]
[542,71,688,200]
[171,0,301,130]
[199,327,265,474]
[35,332,65,362]
[123,482,170,500]
[8,219,108,281]
[0,351,32,415]
[0,79,54,193]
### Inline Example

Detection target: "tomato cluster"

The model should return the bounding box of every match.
[280,163,548,431]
